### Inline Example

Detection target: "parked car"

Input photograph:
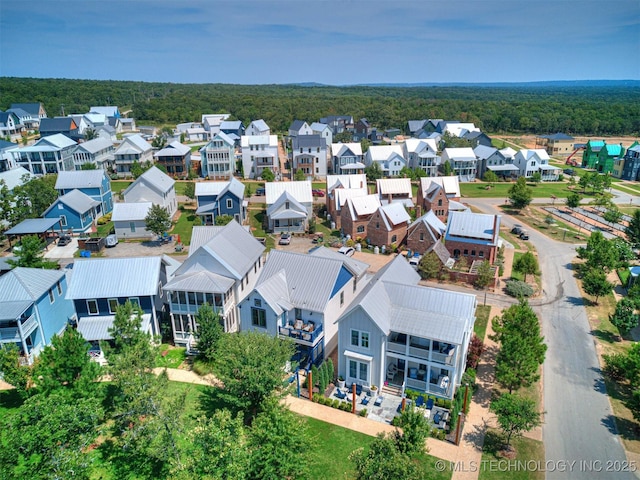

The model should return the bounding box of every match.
[255,187,266,196]
[563,168,575,176]
[278,232,291,245]
[337,246,355,257]
[511,224,523,235]
[519,231,530,240]
[408,255,421,270]
[57,235,72,246]
[312,189,325,197]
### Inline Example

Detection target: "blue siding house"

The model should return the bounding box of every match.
[66,257,170,357]
[55,170,113,217]
[43,189,99,233]
[195,177,247,225]
[0,268,76,365]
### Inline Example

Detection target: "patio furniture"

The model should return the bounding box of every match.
[361,396,370,406]
[334,389,347,400]
[374,396,384,406]
[426,398,434,410]
[415,395,425,408]
[355,383,363,396]
[433,411,442,425]
[294,319,303,330]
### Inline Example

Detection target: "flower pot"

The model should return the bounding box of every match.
[337,379,345,389]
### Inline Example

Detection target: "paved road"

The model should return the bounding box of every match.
[466,197,636,479]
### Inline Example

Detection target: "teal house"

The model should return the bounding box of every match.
[43,189,100,233]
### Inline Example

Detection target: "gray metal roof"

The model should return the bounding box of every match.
[5,217,61,235]
[163,270,234,293]
[473,144,498,160]
[73,137,113,154]
[0,300,32,321]
[123,166,175,196]
[265,181,312,205]
[111,202,152,222]
[66,257,162,299]
[309,246,369,279]
[446,211,499,241]
[255,270,293,315]
[118,134,152,153]
[249,119,269,132]
[77,313,150,341]
[45,189,99,215]
[0,167,33,190]
[266,191,307,218]
[0,267,66,307]
[154,141,190,157]
[292,134,324,149]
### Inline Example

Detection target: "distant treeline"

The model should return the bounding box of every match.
[1,77,639,136]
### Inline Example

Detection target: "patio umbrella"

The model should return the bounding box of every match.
[176,234,181,243]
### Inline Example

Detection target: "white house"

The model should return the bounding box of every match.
[240,135,279,179]
[403,138,440,177]
[441,148,478,182]
[113,134,153,177]
[111,202,153,240]
[310,122,333,147]
[291,134,328,178]
[265,181,312,233]
[239,248,370,366]
[337,255,477,400]
[246,119,271,136]
[10,133,77,175]
[164,221,265,347]
[72,137,114,170]
[288,120,313,138]
[365,145,406,177]
[122,166,177,217]
[199,131,236,179]
[513,149,560,181]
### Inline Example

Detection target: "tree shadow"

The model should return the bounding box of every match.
[98,437,167,480]
[564,295,586,306]
[198,384,239,418]
[462,417,489,451]
[590,328,620,344]
[0,388,24,410]
[482,428,504,456]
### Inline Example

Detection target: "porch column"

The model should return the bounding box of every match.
[169,313,177,342]
[16,319,29,359]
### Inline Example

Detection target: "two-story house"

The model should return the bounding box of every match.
[331,143,365,175]
[291,134,328,178]
[319,115,354,134]
[535,133,574,156]
[43,190,100,233]
[39,117,81,141]
[220,120,245,140]
[365,145,406,177]
[55,170,113,218]
[113,134,153,177]
[341,194,381,240]
[66,256,169,355]
[337,255,477,400]
[240,248,370,366]
[288,120,313,138]
[199,132,236,179]
[420,181,449,222]
[620,143,640,181]
[367,203,411,248]
[513,149,560,180]
[0,267,76,365]
[246,119,271,136]
[195,177,246,225]
[0,111,24,142]
[6,107,37,131]
[420,176,461,202]
[403,138,440,177]
[326,173,368,228]
[240,135,279,179]
[164,221,265,347]
[153,141,191,177]
[441,148,477,182]
[444,211,501,263]
[310,122,333,147]
[265,181,312,233]
[353,118,371,142]
[122,166,177,218]
[582,140,605,169]
[596,143,626,174]
[71,137,115,171]
[473,145,519,180]
[11,133,76,175]
[376,178,413,207]
[406,210,447,256]
[10,103,47,128]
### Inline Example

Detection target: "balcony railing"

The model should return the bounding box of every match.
[21,314,38,336]
[0,326,20,343]
[278,321,323,345]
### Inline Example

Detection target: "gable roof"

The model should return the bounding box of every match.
[309,246,370,279]
[473,144,498,160]
[220,120,243,130]
[334,187,369,209]
[249,119,269,132]
[443,147,476,161]
[420,176,461,198]
[331,142,363,158]
[540,133,574,140]
[346,194,381,219]
[90,106,119,117]
[74,137,113,154]
[0,167,33,190]
[409,211,446,239]
[123,166,175,196]
[254,270,293,316]
[326,173,367,193]
[446,211,500,244]
[55,170,107,190]
[293,134,324,149]
[66,257,162,299]
[266,191,308,219]
[10,103,43,116]
[377,202,411,229]
[0,267,66,319]
[154,141,190,157]
[265,181,312,205]
[44,189,99,215]
[32,133,76,149]
[39,117,77,132]
[310,122,330,132]
[119,134,152,153]
[367,144,404,162]
[407,119,427,133]
[111,202,152,222]
[195,177,245,200]
[289,120,308,131]
[376,178,412,196]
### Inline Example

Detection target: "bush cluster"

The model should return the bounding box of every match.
[505,279,534,298]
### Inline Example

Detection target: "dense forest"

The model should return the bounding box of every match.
[1,77,639,136]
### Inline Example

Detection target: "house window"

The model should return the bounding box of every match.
[357,225,365,234]
[391,235,397,243]
[56,281,62,295]
[419,232,424,241]
[376,222,379,229]
[471,250,476,256]
[130,222,136,233]
[48,288,55,304]
[438,199,442,206]
[340,291,344,307]
[251,308,266,328]
[129,297,140,308]
[108,298,119,314]
[350,329,369,348]
[60,215,67,227]
[479,251,484,258]
[254,298,262,308]
[463,249,468,256]
[226,199,233,209]
[295,308,302,320]
[349,359,369,382]
[87,299,99,315]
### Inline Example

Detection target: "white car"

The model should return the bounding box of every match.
[337,246,355,257]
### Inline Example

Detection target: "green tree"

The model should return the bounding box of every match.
[360,138,372,153]
[145,203,172,237]
[183,181,195,201]
[130,160,145,178]
[247,400,312,480]
[195,303,224,362]
[392,407,431,456]
[507,177,532,209]
[513,251,539,282]
[0,344,30,397]
[34,328,101,397]
[12,175,58,222]
[603,207,623,227]
[626,210,640,248]
[0,179,14,226]
[566,192,582,209]
[492,300,547,393]
[576,231,617,273]
[335,131,352,143]
[350,433,423,480]
[417,251,442,280]
[399,166,416,180]
[84,128,97,140]
[441,160,453,176]
[474,259,495,290]
[610,297,638,338]
[260,168,275,182]
[582,268,613,305]
[213,331,296,422]
[80,162,97,170]
[579,172,592,193]
[483,170,499,185]
[531,171,542,184]
[294,168,306,181]
[152,135,167,149]
[174,410,249,480]
[365,161,383,181]
[215,214,234,226]
[8,235,59,269]
[490,393,542,451]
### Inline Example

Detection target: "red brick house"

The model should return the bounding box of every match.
[406,211,447,255]
[444,211,501,264]
[421,182,449,222]
[367,202,411,248]
[341,194,381,240]
[326,174,368,228]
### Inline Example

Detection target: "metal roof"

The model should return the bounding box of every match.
[442,147,476,161]
[66,257,162,299]
[0,300,32,321]
[117,134,152,153]
[265,181,312,205]
[111,202,152,222]
[154,141,190,157]
[309,246,369,279]
[330,143,363,158]
[487,164,519,172]
[347,194,381,218]
[0,267,66,303]
[195,177,244,200]
[292,134,324,149]
[0,167,33,190]
[409,211,446,238]
[254,269,293,315]
[34,133,77,149]
[473,145,498,160]
[163,270,234,293]
[334,187,368,210]
[446,211,499,242]
[379,202,411,226]
[5,217,61,235]
[367,144,404,162]
[266,191,308,218]
[44,189,99,215]
[240,135,278,147]
[123,166,175,196]
[326,173,366,193]
[420,176,460,198]
[376,178,412,196]
[249,119,270,132]
[77,313,150,341]
[73,137,113,154]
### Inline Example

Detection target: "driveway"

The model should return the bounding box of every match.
[44,237,79,260]
[101,240,186,258]
[465,197,635,479]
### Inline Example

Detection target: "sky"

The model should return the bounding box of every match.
[0,0,638,85]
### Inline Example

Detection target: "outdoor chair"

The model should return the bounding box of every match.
[361,396,370,406]
[374,396,383,406]
[415,395,425,408]
[426,398,434,410]
[433,411,442,425]
[334,389,346,400]
[355,383,363,396]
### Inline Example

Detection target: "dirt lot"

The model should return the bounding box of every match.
[495,134,638,150]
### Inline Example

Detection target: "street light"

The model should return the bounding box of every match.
[455,411,463,445]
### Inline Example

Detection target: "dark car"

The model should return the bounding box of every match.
[278,233,291,245]
[312,189,325,197]
[519,231,530,241]
[511,224,523,235]
[57,235,72,246]
[255,187,266,196]
[563,168,574,176]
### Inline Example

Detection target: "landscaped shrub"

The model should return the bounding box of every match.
[603,353,628,382]
[359,408,367,417]
[505,279,534,298]
[339,402,351,412]
[327,358,334,384]
[466,334,484,369]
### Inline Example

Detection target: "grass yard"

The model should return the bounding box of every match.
[155,344,186,368]
[109,181,132,195]
[247,205,275,250]
[502,206,588,244]
[474,305,491,341]
[170,208,199,245]
[460,181,590,200]
[479,429,545,480]
[96,221,114,237]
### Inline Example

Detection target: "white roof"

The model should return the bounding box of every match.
[442,122,479,137]
[403,138,438,154]
[0,167,33,190]
[55,170,106,190]
[45,189,99,215]
[154,141,190,157]
[310,122,330,132]
[446,211,499,242]
[379,202,411,227]
[35,133,77,149]
[376,178,412,196]
[367,144,404,162]
[331,142,362,157]
[442,147,476,161]
[326,173,367,193]
[90,106,119,117]
[249,119,269,132]
[66,257,162,299]
[420,176,461,198]
[75,137,113,154]
[334,187,368,209]
[409,210,446,237]
[111,202,152,221]
[516,148,551,162]
[240,135,278,147]
[124,166,175,195]
[118,134,152,153]
[265,181,312,205]
[195,177,244,199]
[499,147,517,159]
[347,194,381,217]
[77,314,151,341]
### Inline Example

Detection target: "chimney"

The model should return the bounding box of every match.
[492,215,499,244]
[416,204,422,218]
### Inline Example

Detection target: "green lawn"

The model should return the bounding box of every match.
[460,181,590,199]
[479,429,545,480]
[170,209,199,245]
[155,345,186,368]
[474,305,491,341]
[96,221,114,237]
[110,181,132,195]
